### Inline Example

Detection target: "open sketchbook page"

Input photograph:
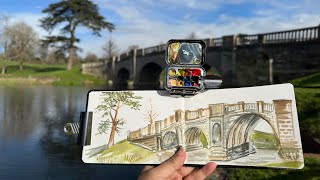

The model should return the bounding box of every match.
[82,84,304,169]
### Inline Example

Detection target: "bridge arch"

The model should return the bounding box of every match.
[226,113,280,152]
[136,62,162,89]
[115,68,130,89]
[162,131,177,150]
[185,127,208,149]
[203,63,221,76]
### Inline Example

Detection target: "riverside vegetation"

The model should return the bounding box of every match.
[0,61,105,86]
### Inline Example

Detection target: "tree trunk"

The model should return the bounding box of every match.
[107,123,117,148]
[107,104,120,148]
[19,62,23,71]
[1,67,5,75]
[67,47,73,70]
[1,59,5,75]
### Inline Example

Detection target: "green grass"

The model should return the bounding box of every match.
[261,161,304,169]
[252,130,280,149]
[224,157,320,180]
[0,61,105,86]
[294,87,320,139]
[200,131,208,148]
[96,140,154,163]
[290,72,320,87]
[295,88,320,115]
[287,72,320,140]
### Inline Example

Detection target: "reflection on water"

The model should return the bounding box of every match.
[0,86,142,179]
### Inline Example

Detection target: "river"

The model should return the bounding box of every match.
[0,86,143,179]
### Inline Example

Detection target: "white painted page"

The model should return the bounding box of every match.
[82,84,303,169]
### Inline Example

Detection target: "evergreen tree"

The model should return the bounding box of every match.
[40,0,115,70]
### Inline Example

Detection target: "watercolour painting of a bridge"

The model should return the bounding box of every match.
[82,84,304,169]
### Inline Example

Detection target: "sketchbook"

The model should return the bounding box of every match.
[82,83,304,169]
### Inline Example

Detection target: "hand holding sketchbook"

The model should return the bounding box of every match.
[81,84,304,169]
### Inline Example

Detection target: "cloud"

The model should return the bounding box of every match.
[4,0,320,58]
[92,0,320,57]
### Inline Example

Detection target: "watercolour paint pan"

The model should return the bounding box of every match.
[81,83,304,169]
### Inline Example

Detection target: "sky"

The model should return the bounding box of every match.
[0,0,320,57]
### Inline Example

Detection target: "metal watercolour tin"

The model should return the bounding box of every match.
[165,39,207,96]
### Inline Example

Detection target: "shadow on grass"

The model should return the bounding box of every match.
[35,67,66,72]
[5,65,65,73]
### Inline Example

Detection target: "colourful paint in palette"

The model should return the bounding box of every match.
[166,67,205,88]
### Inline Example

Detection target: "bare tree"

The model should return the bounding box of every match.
[127,44,139,52]
[143,98,159,124]
[187,32,197,39]
[102,37,119,61]
[0,15,10,74]
[5,21,39,71]
[84,52,99,62]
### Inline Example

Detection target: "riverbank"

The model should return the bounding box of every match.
[0,61,105,86]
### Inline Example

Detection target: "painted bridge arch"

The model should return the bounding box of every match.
[185,127,209,150]
[226,113,280,159]
[162,131,177,150]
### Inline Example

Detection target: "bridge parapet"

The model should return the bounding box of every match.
[224,101,275,115]
[128,129,141,140]
[144,45,160,54]
[128,114,178,140]
[236,25,319,46]
[185,108,210,121]
[262,102,274,112]
[115,25,319,63]
[119,51,133,61]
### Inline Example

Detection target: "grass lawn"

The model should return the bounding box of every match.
[0,61,105,86]
[96,140,154,163]
[224,157,320,180]
[290,72,320,87]
[252,130,280,149]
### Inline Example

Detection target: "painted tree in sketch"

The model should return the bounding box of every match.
[143,98,159,124]
[96,91,142,148]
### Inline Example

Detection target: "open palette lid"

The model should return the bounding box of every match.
[166,39,206,66]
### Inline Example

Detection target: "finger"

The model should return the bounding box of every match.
[185,162,217,180]
[141,165,154,173]
[177,166,195,178]
[153,147,186,175]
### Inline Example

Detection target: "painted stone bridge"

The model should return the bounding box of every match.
[127,100,301,161]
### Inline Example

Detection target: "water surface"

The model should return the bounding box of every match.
[0,86,142,179]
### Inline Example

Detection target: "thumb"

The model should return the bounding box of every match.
[154,147,186,175]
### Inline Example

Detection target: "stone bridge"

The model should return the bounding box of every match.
[82,25,320,89]
[127,100,300,161]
